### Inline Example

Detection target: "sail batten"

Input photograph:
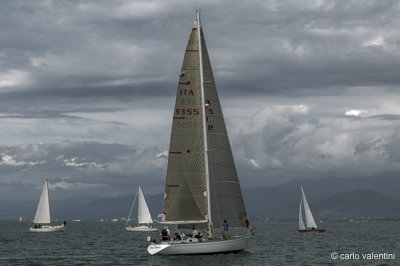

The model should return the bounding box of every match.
[33,180,51,224]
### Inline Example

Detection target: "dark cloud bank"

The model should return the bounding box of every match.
[1,1,400,202]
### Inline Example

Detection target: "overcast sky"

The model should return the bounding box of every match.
[1,0,400,202]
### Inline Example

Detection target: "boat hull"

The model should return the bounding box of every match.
[147,235,250,255]
[298,228,326,232]
[30,224,66,232]
[125,226,157,232]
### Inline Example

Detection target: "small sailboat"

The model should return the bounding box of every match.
[147,10,252,256]
[30,179,66,232]
[298,185,325,232]
[125,186,157,232]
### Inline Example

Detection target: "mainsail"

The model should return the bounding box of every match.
[162,11,249,230]
[300,185,317,228]
[138,186,153,224]
[33,179,51,224]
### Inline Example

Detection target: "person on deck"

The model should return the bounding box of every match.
[174,233,181,241]
[222,220,229,239]
[161,226,170,241]
[192,225,202,239]
[192,225,199,236]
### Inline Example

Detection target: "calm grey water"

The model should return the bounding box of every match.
[0,220,398,265]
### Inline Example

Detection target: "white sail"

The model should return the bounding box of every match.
[301,185,317,228]
[298,198,305,230]
[138,186,153,224]
[33,180,51,224]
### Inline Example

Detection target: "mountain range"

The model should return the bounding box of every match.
[2,174,400,220]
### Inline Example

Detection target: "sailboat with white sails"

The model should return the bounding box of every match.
[30,179,66,232]
[298,185,325,232]
[125,186,157,232]
[147,10,252,255]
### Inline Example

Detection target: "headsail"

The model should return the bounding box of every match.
[298,198,305,230]
[33,180,51,224]
[162,10,249,229]
[138,186,153,224]
[300,185,317,228]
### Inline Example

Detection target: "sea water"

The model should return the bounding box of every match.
[0,220,398,265]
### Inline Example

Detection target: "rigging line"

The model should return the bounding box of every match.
[125,188,139,227]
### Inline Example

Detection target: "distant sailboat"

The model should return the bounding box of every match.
[125,186,157,232]
[30,179,66,232]
[298,185,325,232]
[147,10,252,256]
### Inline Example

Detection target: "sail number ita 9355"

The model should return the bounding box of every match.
[175,108,200,115]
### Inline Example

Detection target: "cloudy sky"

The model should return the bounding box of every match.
[1,0,400,202]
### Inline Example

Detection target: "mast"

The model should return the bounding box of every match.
[196,9,212,236]
[47,179,51,223]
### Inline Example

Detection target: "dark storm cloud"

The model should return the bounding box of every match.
[0,0,400,201]
[1,0,399,108]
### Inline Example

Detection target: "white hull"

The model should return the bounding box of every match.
[30,224,66,232]
[125,226,157,232]
[147,235,250,255]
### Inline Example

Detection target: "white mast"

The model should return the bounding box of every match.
[196,9,212,236]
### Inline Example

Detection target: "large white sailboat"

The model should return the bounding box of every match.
[125,186,157,232]
[147,10,252,255]
[298,185,325,232]
[30,179,66,232]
